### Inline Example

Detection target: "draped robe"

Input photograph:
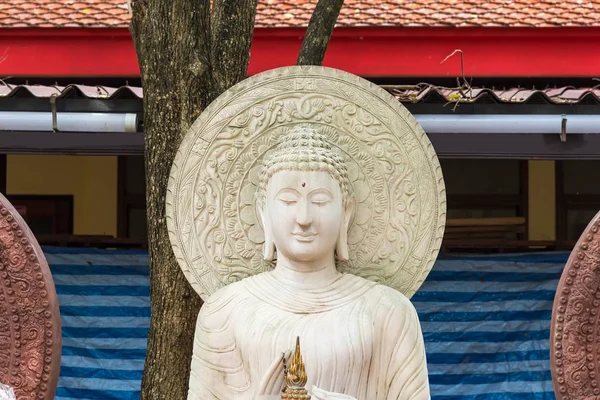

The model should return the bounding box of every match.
[188,272,430,400]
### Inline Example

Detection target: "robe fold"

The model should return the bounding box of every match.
[188,272,430,400]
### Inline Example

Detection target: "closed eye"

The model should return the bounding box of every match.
[279,199,297,205]
[311,194,332,205]
[309,189,333,205]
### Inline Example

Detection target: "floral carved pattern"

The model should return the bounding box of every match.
[551,210,600,399]
[167,66,446,300]
[0,193,61,400]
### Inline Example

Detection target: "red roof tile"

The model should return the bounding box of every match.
[1,0,600,28]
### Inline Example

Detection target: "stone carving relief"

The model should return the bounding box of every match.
[551,210,600,399]
[0,193,61,400]
[167,66,446,300]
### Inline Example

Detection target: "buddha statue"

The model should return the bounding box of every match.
[186,126,431,400]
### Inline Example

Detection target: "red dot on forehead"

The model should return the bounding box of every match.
[301,182,306,187]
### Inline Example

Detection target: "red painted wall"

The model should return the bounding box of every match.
[1,27,599,78]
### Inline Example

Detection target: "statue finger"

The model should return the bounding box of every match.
[272,363,286,394]
[265,355,286,394]
[258,353,285,395]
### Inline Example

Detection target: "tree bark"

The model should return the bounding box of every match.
[211,0,258,93]
[297,0,345,65]
[130,1,210,399]
[130,1,257,399]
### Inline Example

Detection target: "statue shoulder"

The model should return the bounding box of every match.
[340,273,418,316]
[368,283,419,316]
[368,284,423,344]
[197,280,249,326]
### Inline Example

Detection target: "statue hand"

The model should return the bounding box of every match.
[254,351,291,400]
[311,386,357,400]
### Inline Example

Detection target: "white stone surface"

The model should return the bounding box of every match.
[187,126,432,399]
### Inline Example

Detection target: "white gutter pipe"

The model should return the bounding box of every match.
[1,112,598,135]
[414,114,600,135]
[0,112,138,133]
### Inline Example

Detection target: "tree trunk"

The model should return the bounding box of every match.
[130,1,256,399]
[297,0,345,65]
[129,2,210,399]
[130,0,341,398]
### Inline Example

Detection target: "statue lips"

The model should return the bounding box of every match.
[293,232,317,242]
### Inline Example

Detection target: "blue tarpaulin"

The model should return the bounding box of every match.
[45,247,564,400]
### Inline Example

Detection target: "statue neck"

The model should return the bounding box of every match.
[273,253,340,287]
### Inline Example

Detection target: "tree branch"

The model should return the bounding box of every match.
[297,0,344,65]
[210,0,258,95]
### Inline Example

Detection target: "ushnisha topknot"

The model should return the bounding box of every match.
[257,125,351,208]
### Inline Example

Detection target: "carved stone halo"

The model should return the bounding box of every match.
[0,192,62,399]
[167,66,446,301]
[550,210,600,399]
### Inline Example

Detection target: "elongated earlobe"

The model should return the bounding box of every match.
[263,230,275,261]
[336,204,353,261]
[257,205,275,261]
[336,228,349,261]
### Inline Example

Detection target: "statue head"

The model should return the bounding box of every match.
[256,125,353,264]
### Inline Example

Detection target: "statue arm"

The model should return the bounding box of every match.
[187,293,253,400]
[384,294,431,400]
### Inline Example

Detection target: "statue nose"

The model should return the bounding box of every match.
[295,200,313,226]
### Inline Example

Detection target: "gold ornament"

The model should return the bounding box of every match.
[282,337,310,400]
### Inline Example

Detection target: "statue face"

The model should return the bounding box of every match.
[264,170,343,265]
